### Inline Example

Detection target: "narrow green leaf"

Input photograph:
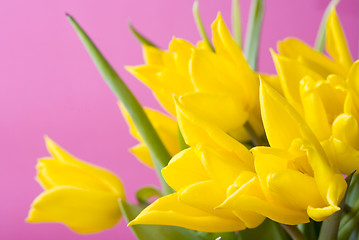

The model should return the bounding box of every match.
[136,186,162,206]
[119,200,201,240]
[238,219,290,240]
[244,0,264,71]
[314,0,340,53]
[192,0,214,52]
[67,14,173,194]
[231,0,242,47]
[129,23,158,48]
[319,171,356,240]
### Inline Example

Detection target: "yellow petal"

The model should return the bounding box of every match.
[198,144,250,188]
[326,9,353,70]
[178,180,237,220]
[267,169,325,210]
[277,38,346,77]
[168,38,195,74]
[271,50,323,111]
[179,92,248,132]
[307,205,340,222]
[129,144,154,167]
[175,97,254,170]
[332,114,359,150]
[322,137,359,175]
[260,74,283,95]
[44,137,125,198]
[220,177,309,225]
[162,148,209,191]
[143,45,164,65]
[347,61,359,97]
[300,77,331,141]
[129,193,245,232]
[304,143,346,206]
[212,12,255,80]
[259,80,322,151]
[27,186,121,234]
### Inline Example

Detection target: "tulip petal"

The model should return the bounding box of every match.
[300,77,331,141]
[220,177,309,225]
[178,180,237,220]
[129,193,245,232]
[143,45,164,65]
[44,137,125,198]
[332,114,359,150]
[27,186,121,234]
[174,97,254,169]
[322,137,359,175]
[130,144,153,167]
[304,143,346,207]
[277,38,346,77]
[271,50,323,111]
[307,205,340,222]
[326,9,353,70]
[198,144,250,187]
[179,92,248,132]
[162,148,209,191]
[259,80,323,152]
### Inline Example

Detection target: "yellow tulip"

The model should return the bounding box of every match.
[119,103,179,167]
[127,13,281,143]
[27,137,125,234]
[270,8,359,175]
[128,97,265,232]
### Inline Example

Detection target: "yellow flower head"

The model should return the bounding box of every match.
[128,97,265,232]
[271,9,359,175]
[127,13,274,142]
[27,137,125,234]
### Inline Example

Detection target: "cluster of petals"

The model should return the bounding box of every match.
[27,137,125,233]
[129,9,354,232]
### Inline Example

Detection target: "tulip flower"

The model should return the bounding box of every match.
[270,9,359,175]
[27,137,125,233]
[219,81,347,225]
[128,97,265,232]
[127,13,281,144]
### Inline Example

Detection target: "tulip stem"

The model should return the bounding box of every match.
[280,224,307,240]
[193,0,215,52]
[244,121,264,146]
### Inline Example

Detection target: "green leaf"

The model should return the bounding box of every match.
[192,0,214,52]
[318,171,356,240]
[314,0,340,53]
[237,219,290,240]
[231,0,242,47]
[119,200,201,240]
[129,23,158,48]
[67,14,173,194]
[136,186,162,206]
[244,0,264,71]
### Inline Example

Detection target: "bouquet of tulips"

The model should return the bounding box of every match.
[26,0,359,239]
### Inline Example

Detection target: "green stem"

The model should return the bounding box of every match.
[280,224,306,240]
[67,14,173,194]
[192,0,214,52]
[314,0,340,52]
[244,0,264,71]
[231,0,242,47]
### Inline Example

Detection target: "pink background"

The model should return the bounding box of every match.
[1,0,358,239]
